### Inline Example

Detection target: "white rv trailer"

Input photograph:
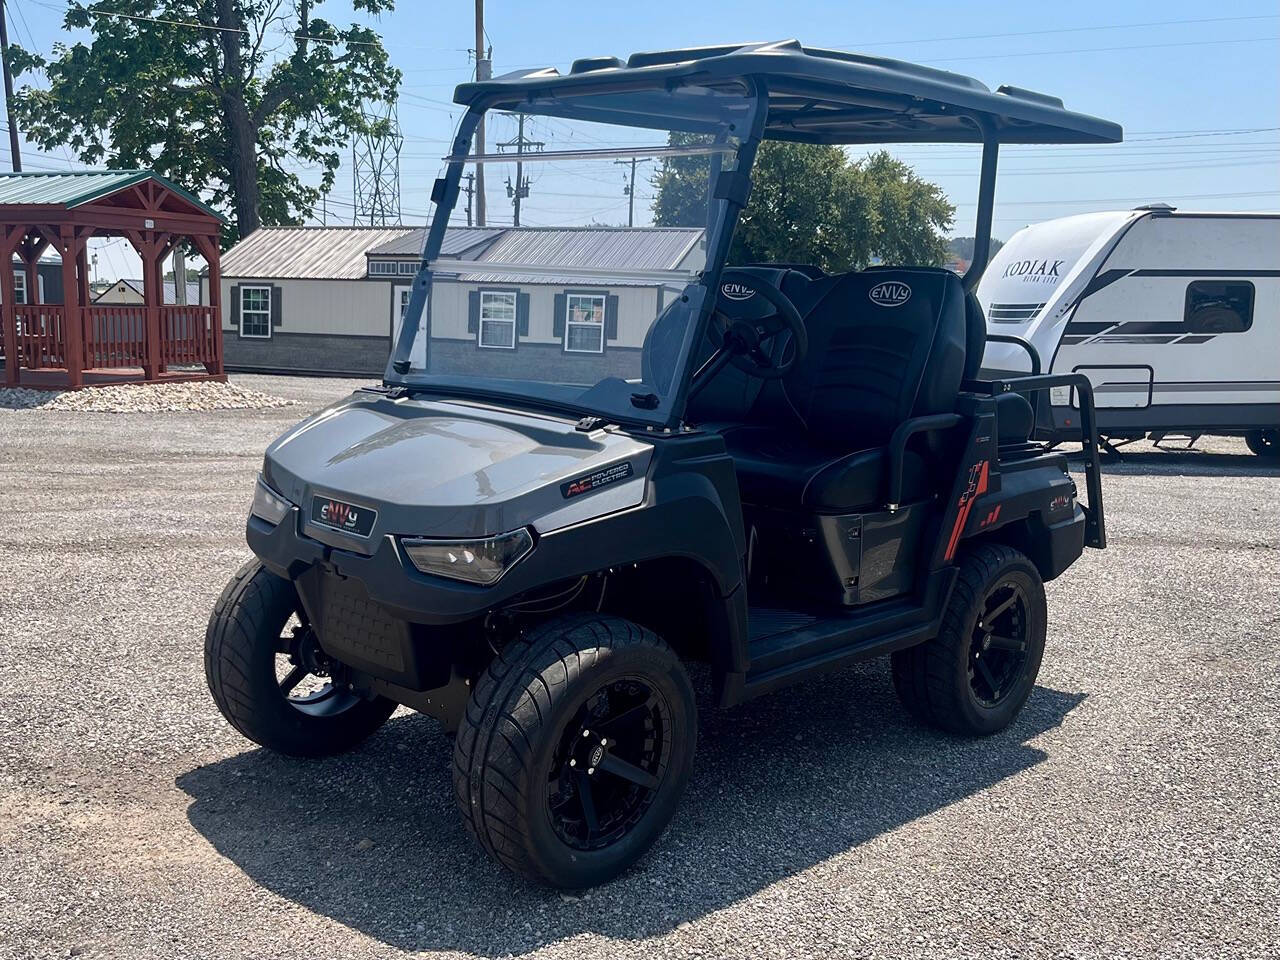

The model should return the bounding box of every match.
[977,207,1279,456]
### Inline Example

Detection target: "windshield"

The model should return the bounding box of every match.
[388,85,758,425]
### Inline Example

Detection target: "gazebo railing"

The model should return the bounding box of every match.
[159,305,219,367]
[14,304,68,369]
[83,305,148,370]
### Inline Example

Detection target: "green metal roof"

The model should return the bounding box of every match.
[0,169,226,222]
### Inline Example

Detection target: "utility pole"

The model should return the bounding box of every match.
[500,114,543,227]
[0,0,22,172]
[461,172,475,226]
[473,0,490,226]
[613,157,651,228]
[173,244,187,305]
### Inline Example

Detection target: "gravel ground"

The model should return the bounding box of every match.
[1,374,1277,960]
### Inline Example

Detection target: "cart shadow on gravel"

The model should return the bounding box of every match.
[177,664,1084,957]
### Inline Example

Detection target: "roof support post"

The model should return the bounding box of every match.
[59,225,84,387]
[0,225,20,386]
[963,122,999,291]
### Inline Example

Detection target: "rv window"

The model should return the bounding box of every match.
[1184,281,1254,334]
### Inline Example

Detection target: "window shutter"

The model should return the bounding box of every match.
[468,290,481,334]
[604,294,619,341]
[270,285,282,329]
[553,293,567,340]
[517,292,530,338]
[230,285,240,327]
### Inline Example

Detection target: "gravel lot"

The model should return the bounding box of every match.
[1,374,1277,960]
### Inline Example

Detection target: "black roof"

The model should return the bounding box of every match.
[453,39,1122,145]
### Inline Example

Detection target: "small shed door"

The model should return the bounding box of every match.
[391,283,425,368]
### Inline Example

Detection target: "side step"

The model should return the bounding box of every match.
[741,568,956,701]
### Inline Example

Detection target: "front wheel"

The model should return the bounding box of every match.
[453,614,697,888]
[204,559,397,757]
[1245,429,1279,458]
[892,544,1047,736]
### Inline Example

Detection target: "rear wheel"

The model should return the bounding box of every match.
[1245,429,1279,458]
[204,559,397,757]
[453,614,696,888]
[892,544,1046,735]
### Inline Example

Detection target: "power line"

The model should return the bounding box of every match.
[839,13,1280,48]
[923,35,1279,64]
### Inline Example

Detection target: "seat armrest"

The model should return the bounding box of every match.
[885,413,964,510]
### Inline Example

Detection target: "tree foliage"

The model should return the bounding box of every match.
[652,136,955,271]
[10,1,401,241]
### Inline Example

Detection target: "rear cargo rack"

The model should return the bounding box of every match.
[962,373,1106,549]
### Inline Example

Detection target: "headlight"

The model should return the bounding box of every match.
[250,475,293,526]
[401,528,534,585]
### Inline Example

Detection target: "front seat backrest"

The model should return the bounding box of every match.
[776,268,968,448]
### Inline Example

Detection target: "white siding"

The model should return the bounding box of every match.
[221,277,394,337]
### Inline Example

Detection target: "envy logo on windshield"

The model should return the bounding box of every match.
[869,280,912,307]
[311,496,376,537]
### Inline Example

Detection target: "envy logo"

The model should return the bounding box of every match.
[868,280,912,307]
[310,496,377,537]
[720,282,755,301]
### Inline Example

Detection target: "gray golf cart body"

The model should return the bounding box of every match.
[247,40,1117,722]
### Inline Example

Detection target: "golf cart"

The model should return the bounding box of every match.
[205,41,1117,888]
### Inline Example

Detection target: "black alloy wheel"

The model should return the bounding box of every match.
[968,581,1031,708]
[546,677,672,851]
[891,544,1047,736]
[205,559,396,757]
[453,614,697,888]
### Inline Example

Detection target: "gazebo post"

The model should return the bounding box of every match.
[1,225,21,386]
[59,225,84,387]
[140,232,163,379]
[192,232,223,376]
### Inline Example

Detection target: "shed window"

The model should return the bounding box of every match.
[479,291,517,349]
[399,261,418,275]
[1184,280,1253,333]
[12,270,26,304]
[240,286,273,338]
[564,294,605,354]
[368,260,398,277]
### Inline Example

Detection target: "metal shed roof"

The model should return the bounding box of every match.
[368,226,506,258]
[457,227,703,285]
[219,225,417,280]
[0,169,225,221]
[452,39,1122,145]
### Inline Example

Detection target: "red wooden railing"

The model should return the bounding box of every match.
[83,305,148,370]
[158,305,219,367]
[14,304,67,370]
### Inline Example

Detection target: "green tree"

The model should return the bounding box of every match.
[10,1,401,241]
[652,137,954,271]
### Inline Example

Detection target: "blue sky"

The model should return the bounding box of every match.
[8,0,1279,279]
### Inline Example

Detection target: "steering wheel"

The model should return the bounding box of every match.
[706,269,808,380]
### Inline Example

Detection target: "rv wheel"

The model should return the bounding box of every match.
[1245,429,1279,458]
[204,559,397,757]
[891,544,1047,736]
[454,614,696,888]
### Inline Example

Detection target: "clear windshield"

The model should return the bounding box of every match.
[389,85,756,425]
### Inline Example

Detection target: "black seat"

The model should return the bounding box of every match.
[719,268,970,512]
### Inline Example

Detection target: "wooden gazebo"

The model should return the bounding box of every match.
[0,170,226,389]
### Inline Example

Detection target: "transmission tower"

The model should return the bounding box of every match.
[351,99,404,226]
